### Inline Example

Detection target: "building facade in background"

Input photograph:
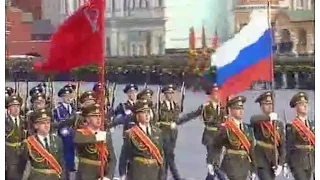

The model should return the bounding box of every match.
[11,0,42,20]
[234,0,314,54]
[105,0,166,56]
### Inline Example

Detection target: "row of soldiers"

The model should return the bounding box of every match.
[5,82,315,180]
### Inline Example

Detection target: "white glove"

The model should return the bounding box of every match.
[98,177,110,180]
[124,110,132,115]
[120,175,126,180]
[269,112,278,121]
[251,173,257,180]
[95,131,107,142]
[273,165,283,176]
[207,164,215,175]
[283,164,290,178]
[109,127,115,133]
[170,122,177,129]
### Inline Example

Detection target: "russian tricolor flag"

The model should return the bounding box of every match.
[211,10,273,99]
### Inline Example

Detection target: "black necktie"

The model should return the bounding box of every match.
[146,126,150,136]
[305,120,309,128]
[170,102,173,111]
[240,123,243,131]
[44,137,50,152]
[14,118,18,128]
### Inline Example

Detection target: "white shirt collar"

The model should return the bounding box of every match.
[10,115,19,122]
[139,123,151,134]
[37,134,50,146]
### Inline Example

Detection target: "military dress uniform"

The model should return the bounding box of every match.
[119,101,164,180]
[250,91,286,180]
[137,88,157,125]
[114,84,138,132]
[156,84,182,180]
[213,96,256,180]
[73,104,116,180]
[286,92,315,180]
[177,85,225,168]
[5,95,28,180]
[52,87,77,178]
[21,108,64,180]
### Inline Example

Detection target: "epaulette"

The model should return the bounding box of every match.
[152,126,162,133]
[203,102,210,107]
[124,129,132,138]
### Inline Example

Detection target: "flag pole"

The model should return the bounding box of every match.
[267,0,278,169]
[98,0,106,178]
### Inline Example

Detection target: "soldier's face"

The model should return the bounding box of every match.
[164,92,174,100]
[230,107,244,119]
[127,90,137,101]
[87,115,102,128]
[34,120,51,135]
[62,94,72,104]
[33,100,46,110]
[83,99,95,107]
[296,102,308,115]
[7,105,20,116]
[260,102,273,114]
[136,111,149,124]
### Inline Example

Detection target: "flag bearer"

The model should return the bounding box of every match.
[286,92,314,180]
[212,96,256,180]
[119,101,164,180]
[74,104,116,180]
[250,91,286,180]
[177,84,225,178]
[53,86,77,180]
[21,108,64,180]
[5,94,28,180]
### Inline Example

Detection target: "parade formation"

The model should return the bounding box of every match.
[5,81,315,180]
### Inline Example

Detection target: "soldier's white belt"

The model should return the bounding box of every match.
[5,141,21,147]
[78,157,102,166]
[134,157,157,165]
[31,167,60,178]
[156,122,171,126]
[294,144,314,150]
[256,140,274,149]
[205,126,218,131]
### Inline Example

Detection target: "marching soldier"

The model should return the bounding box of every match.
[63,84,77,109]
[21,108,64,180]
[119,101,164,180]
[73,104,116,180]
[92,82,113,121]
[177,85,225,177]
[5,86,15,115]
[114,83,138,120]
[53,86,77,180]
[250,91,286,180]
[286,92,314,180]
[213,96,256,180]
[157,84,183,180]
[137,88,157,125]
[5,94,28,180]
[30,92,47,111]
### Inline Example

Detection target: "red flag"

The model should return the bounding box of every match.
[33,0,105,72]
[189,27,195,51]
[211,29,218,50]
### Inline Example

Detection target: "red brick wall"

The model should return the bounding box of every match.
[11,0,42,20]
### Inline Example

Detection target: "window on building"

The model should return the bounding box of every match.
[311,0,315,8]
[106,37,111,56]
[112,0,116,12]
[132,44,137,56]
[139,45,144,56]
[158,0,163,7]
[139,0,144,8]
[145,0,149,8]
[123,0,127,11]
[132,0,136,9]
